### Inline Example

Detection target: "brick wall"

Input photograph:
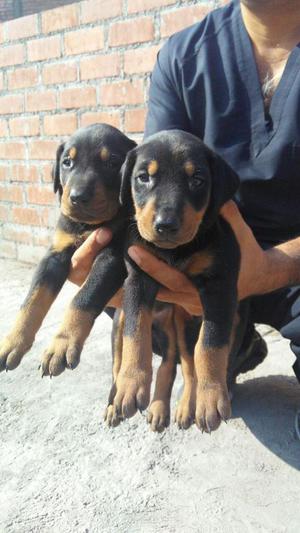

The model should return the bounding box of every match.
[0,0,226,263]
[0,1,81,23]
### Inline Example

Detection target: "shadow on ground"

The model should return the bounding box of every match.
[232,374,300,470]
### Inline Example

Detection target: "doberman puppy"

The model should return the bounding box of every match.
[0,124,135,376]
[105,130,241,433]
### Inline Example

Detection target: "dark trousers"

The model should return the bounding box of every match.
[248,286,300,382]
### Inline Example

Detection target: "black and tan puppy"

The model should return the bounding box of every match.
[106,130,240,433]
[0,124,135,376]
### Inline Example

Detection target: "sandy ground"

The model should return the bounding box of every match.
[0,258,300,533]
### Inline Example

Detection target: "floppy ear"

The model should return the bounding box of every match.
[52,143,64,198]
[208,149,240,212]
[119,148,137,207]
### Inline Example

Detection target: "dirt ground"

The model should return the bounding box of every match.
[0,258,299,533]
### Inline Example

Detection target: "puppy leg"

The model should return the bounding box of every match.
[105,309,124,427]
[41,246,126,377]
[147,308,177,432]
[174,308,196,430]
[0,243,75,372]
[194,282,236,433]
[113,268,159,419]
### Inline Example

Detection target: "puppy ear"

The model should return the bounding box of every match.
[208,149,239,211]
[52,143,64,198]
[119,148,137,207]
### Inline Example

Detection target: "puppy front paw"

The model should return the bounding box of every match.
[195,383,231,433]
[40,332,82,377]
[0,334,33,372]
[113,367,152,419]
[147,399,170,432]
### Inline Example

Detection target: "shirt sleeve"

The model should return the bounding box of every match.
[144,39,190,138]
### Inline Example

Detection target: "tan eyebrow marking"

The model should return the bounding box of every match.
[184,161,195,177]
[100,147,110,161]
[147,160,158,176]
[69,147,77,159]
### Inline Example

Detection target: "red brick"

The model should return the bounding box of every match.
[100,80,144,106]
[8,66,38,90]
[125,108,146,133]
[34,229,53,247]
[11,164,39,183]
[124,45,160,74]
[81,0,122,23]
[64,27,104,55]
[2,226,32,244]
[0,205,9,221]
[0,44,24,67]
[80,54,120,80]
[128,0,175,13]
[26,91,56,112]
[9,116,40,137]
[43,113,77,135]
[42,4,79,34]
[0,95,23,114]
[80,111,121,129]
[0,24,4,44]
[60,87,96,109]
[12,206,40,226]
[161,5,211,37]
[0,72,4,91]
[42,62,77,85]
[0,119,8,137]
[27,185,55,206]
[0,185,23,203]
[40,207,57,228]
[109,18,154,47]
[0,142,26,160]
[27,36,61,62]
[41,164,53,183]
[5,14,38,41]
[0,166,8,181]
[0,241,16,259]
[29,140,58,161]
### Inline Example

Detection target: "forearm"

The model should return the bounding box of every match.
[262,238,300,294]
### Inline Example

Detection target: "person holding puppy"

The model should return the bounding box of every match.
[70,0,300,432]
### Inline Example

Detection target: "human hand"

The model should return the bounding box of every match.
[68,227,123,307]
[127,201,270,315]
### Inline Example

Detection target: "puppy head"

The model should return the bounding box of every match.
[53,123,136,224]
[120,130,239,248]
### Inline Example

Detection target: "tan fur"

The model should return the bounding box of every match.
[0,286,56,359]
[69,147,76,159]
[113,310,124,382]
[100,147,110,161]
[174,307,196,427]
[61,182,119,224]
[134,197,157,242]
[147,160,159,176]
[148,307,177,430]
[184,160,195,177]
[185,251,213,276]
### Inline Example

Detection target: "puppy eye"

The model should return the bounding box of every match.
[137,173,150,184]
[191,172,205,188]
[62,157,73,169]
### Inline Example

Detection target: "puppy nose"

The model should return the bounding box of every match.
[154,213,179,234]
[69,188,90,205]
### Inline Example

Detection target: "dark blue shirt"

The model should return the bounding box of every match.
[145,0,300,245]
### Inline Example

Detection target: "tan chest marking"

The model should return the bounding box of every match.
[185,251,213,276]
[52,229,92,252]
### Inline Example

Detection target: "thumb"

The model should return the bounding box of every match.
[69,227,112,285]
